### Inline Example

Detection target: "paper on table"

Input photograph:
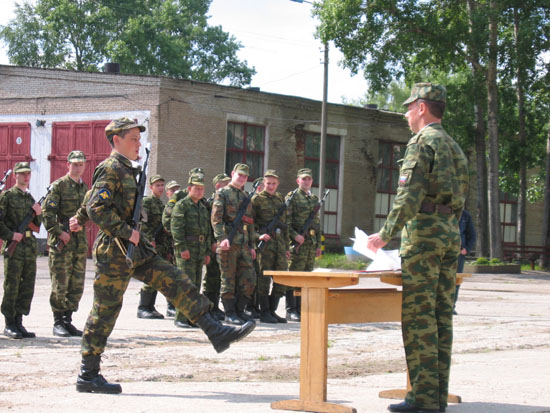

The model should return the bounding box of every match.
[351,227,401,271]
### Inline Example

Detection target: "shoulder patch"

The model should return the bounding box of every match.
[98,188,112,200]
[47,199,58,208]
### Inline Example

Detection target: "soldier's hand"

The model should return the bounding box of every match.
[294,234,305,245]
[250,248,257,260]
[219,239,230,251]
[259,233,271,242]
[315,248,322,258]
[211,243,217,253]
[204,255,211,265]
[286,250,290,260]
[367,233,387,253]
[59,231,71,245]
[181,250,190,260]
[69,217,83,232]
[129,230,140,246]
[461,248,467,255]
[32,203,42,216]
[12,232,23,242]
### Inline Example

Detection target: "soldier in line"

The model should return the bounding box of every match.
[246,176,265,320]
[171,174,214,328]
[0,162,43,339]
[251,169,289,323]
[285,168,322,322]
[202,173,231,320]
[70,118,255,394]
[163,179,180,317]
[211,163,258,326]
[43,151,88,337]
[165,180,180,199]
[367,84,469,413]
[136,174,171,319]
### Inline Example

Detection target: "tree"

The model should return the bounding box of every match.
[0,0,255,86]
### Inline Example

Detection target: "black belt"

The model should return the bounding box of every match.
[185,235,206,242]
[420,202,453,215]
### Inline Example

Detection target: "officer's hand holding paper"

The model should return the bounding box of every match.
[352,227,400,271]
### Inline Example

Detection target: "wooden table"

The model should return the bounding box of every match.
[265,270,470,413]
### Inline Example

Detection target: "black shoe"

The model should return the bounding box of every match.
[197,312,256,353]
[388,400,439,413]
[213,308,225,321]
[148,307,164,319]
[15,314,35,338]
[166,302,176,318]
[53,322,71,337]
[222,298,245,325]
[63,311,83,337]
[236,295,255,322]
[76,355,122,394]
[258,295,277,323]
[269,296,287,323]
[286,310,300,322]
[453,309,458,315]
[3,317,22,339]
[174,319,192,329]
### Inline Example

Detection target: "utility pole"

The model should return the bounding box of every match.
[318,42,328,229]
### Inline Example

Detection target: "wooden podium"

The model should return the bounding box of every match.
[265,270,469,413]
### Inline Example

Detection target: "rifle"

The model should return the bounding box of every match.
[0,169,12,194]
[294,189,330,253]
[122,146,150,268]
[257,188,298,252]
[227,179,263,245]
[6,185,52,257]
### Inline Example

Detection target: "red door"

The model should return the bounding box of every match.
[49,120,112,256]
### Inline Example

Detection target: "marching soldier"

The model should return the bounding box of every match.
[285,168,322,321]
[43,150,88,337]
[211,163,258,326]
[0,162,43,339]
[136,174,171,319]
[71,117,255,394]
[171,174,214,328]
[252,169,289,323]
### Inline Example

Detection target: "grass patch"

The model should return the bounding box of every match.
[315,253,367,270]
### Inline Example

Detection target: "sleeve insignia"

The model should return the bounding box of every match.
[48,200,57,208]
[98,188,112,200]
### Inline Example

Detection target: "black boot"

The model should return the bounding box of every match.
[236,295,255,322]
[15,314,35,338]
[148,291,164,319]
[174,310,191,329]
[259,295,277,323]
[166,301,176,318]
[269,295,287,323]
[221,298,244,326]
[76,355,122,394]
[196,312,256,353]
[285,290,300,322]
[63,311,83,337]
[137,290,163,319]
[4,317,22,339]
[53,312,71,337]
[205,292,225,321]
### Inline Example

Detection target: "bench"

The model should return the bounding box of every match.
[265,270,470,413]
[503,245,550,269]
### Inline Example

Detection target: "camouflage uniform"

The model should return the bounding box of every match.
[43,152,89,336]
[0,162,42,338]
[380,84,469,412]
[171,175,212,325]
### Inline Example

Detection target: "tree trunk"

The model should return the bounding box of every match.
[542,122,550,269]
[487,0,503,259]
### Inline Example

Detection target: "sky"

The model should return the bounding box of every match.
[0,0,368,104]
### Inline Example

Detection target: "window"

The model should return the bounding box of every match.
[374,141,406,231]
[225,122,265,180]
[500,191,517,244]
[303,132,340,236]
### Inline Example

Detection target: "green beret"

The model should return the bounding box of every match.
[233,163,249,176]
[105,117,145,141]
[149,174,164,185]
[403,83,447,106]
[297,168,312,178]
[67,150,86,163]
[14,162,31,173]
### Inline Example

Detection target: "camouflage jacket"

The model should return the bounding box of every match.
[379,123,469,244]
[171,195,212,257]
[0,186,43,252]
[211,184,257,247]
[162,189,188,232]
[142,194,172,257]
[86,150,156,272]
[252,190,289,250]
[43,174,88,248]
[285,188,321,246]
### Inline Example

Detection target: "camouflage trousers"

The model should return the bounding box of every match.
[216,242,255,300]
[48,240,87,313]
[257,240,288,297]
[1,238,37,318]
[81,254,211,357]
[202,248,221,298]
[174,248,204,323]
[287,237,316,294]
[140,249,173,294]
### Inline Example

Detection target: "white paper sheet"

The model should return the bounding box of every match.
[351,227,401,271]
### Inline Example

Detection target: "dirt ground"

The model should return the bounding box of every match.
[0,257,549,412]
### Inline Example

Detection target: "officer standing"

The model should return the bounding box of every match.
[43,150,88,337]
[0,161,42,339]
[73,117,255,394]
[136,174,170,319]
[285,168,322,321]
[171,174,214,328]
[252,169,290,323]
[367,83,469,413]
[211,163,258,326]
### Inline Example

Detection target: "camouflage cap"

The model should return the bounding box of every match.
[67,150,86,163]
[165,180,180,190]
[253,177,264,186]
[233,163,249,176]
[105,117,146,141]
[297,168,312,178]
[148,174,165,185]
[402,83,447,106]
[14,162,31,173]
[188,167,205,177]
[188,173,205,186]
[212,173,231,185]
[264,169,279,179]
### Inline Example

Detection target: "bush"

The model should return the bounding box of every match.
[489,258,502,265]
[473,257,490,265]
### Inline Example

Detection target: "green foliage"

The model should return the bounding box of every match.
[489,258,503,265]
[0,0,255,86]
[473,257,490,265]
